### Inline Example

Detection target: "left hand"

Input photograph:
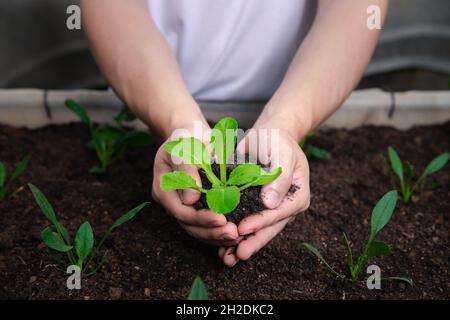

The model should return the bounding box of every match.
[218,127,311,266]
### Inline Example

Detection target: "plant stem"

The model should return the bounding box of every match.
[351,238,373,282]
[67,250,77,266]
[83,230,112,273]
[239,178,261,191]
[204,169,221,186]
[220,164,227,184]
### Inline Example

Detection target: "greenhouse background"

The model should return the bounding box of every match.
[0,0,449,90]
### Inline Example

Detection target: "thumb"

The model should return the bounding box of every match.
[260,156,294,209]
[177,164,202,205]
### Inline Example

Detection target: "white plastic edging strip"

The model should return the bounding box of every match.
[0,89,449,130]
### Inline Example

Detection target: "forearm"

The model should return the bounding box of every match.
[80,0,206,138]
[255,0,388,141]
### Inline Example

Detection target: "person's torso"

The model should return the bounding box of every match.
[147,0,316,101]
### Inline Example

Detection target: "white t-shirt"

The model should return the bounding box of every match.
[147,0,316,101]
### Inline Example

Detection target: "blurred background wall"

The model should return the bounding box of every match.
[0,0,449,91]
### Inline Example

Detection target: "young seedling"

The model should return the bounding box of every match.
[388,146,449,204]
[114,105,138,126]
[65,99,152,173]
[160,117,282,214]
[299,130,331,160]
[28,183,149,275]
[188,277,208,300]
[303,190,412,285]
[0,156,30,200]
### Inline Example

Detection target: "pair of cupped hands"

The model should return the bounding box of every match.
[152,122,310,266]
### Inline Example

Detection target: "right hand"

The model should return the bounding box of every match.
[152,122,242,247]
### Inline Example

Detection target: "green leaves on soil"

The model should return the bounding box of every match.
[387,146,449,204]
[0,156,30,200]
[65,99,152,173]
[303,190,412,286]
[299,130,331,160]
[29,183,149,274]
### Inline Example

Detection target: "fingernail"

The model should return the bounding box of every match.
[234,236,244,244]
[241,228,254,236]
[263,189,280,208]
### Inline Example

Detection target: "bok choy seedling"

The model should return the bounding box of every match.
[388,146,449,204]
[160,117,282,214]
[65,100,152,173]
[303,190,412,285]
[0,156,30,200]
[299,130,331,160]
[28,183,149,275]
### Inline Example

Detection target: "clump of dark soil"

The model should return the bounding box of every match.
[194,160,265,225]
[0,122,449,300]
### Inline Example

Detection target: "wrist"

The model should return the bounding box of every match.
[254,99,313,142]
[143,100,208,140]
[166,106,208,139]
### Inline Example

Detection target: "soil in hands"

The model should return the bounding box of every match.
[194,157,264,225]
[0,122,449,300]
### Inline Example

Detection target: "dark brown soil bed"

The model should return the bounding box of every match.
[0,122,449,300]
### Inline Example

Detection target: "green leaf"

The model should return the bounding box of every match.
[114,105,137,124]
[110,202,149,230]
[227,163,261,186]
[404,161,414,184]
[92,125,124,167]
[249,167,282,187]
[211,117,238,166]
[0,162,5,188]
[160,171,201,192]
[188,277,208,300]
[93,125,124,145]
[164,138,219,184]
[119,131,152,147]
[370,190,398,239]
[11,155,30,181]
[164,137,211,168]
[206,186,240,214]
[28,183,57,223]
[65,99,91,127]
[421,153,449,179]
[41,228,72,252]
[367,240,391,257]
[299,130,318,149]
[342,233,353,273]
[388,147,403,182]
[307,145,331,159]
[382,276,413,286]
[75,222,94,265]
[28,184,70,243]
[56,222,70,244]
[302,243,343,278]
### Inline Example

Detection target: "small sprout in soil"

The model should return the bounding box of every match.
[0,156,30,200]
[160,117,282,214]
[188,277,208,300]
[299,130,331,160]
[388,146,449,204]
[65,100,152,173]
[28,183,149,275]
[303,190,412,286]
